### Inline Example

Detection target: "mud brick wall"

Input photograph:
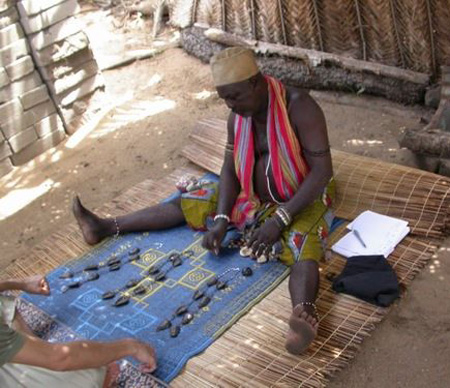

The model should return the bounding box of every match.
[0,0,104,177]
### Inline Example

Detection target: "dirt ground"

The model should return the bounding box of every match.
[1,6,449,387]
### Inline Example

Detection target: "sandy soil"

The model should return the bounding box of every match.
[1,6,449,387]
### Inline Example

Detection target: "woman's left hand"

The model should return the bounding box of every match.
[246,217,283,257]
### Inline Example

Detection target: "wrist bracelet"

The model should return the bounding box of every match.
[275,208,290,227]
[278,207,292,224]
[214,214,230,223]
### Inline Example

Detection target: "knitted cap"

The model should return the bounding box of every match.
[210,47,259,86]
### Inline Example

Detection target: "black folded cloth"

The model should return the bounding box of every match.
[332,255,400,307]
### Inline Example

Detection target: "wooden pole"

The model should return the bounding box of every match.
[204,28,429,85]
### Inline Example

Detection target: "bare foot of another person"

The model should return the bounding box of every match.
[285,304,318,355]
[72,196,110,245]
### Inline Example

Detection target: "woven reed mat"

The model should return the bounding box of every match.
[2,118,449,387]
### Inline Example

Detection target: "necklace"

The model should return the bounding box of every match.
[60,248,142,293]
[102,250,194,307]
[155,266,254,338]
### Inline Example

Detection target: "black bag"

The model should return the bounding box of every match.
[332,255,400,307]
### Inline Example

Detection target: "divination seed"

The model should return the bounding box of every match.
[128,254,140,262]
[198,296,211,308]
[68,282,81,289]
[156,319,172,331]
[102,291,116,300]
[216,281,227,290]
[239,246,252,257]
[114,295,130,307]
[242,267,253,277]
[59,272,73,279]
[168,253,180,262]
[193,290,204,300]
[84,264,99,271]
[182,313,194,325]
[172,257,182,267]
[133,285,147,295]
[107,259,121,267]
[183,250,194,257]
[61,285,69,293]
[155,272,166,281]
[87,272,100,281]
[207,277,218,287]
[175,305,188,316]
[148,266,159,275]
[126,279,140,288]
[129,248,140,256]
[107,256,120,266]
[170,325,181,338]
[109,263,121,271]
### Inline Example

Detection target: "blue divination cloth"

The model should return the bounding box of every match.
[22,225,290,382]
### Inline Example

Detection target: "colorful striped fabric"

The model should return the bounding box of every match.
[231,76,310,228]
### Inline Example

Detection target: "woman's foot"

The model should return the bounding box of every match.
[72,196,111,245]
[285,303,319,355]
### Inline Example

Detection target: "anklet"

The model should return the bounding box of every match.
[297,301,318,318]
[113,217,120,239]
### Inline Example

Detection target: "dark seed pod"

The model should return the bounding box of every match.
[183,250,194,257]
[198,296,211,308]
[175,305,188,316]
[125,279,140,288]
[59,272,73,279]
[182,313,194,325]
[107,256,120,266]
[87,272,100,281]
[156,319,171,331]
[84,264,99,271]
[102,291,116,299]
[114,295,130,307]
[216,281,227,290]
[133,285,147,295]
[242,267,253,277]
[128,254,140,262]
[170,325,180,338]
[207,277,218,287]
[168,253,180,261]
[172,257,182,267]
[148,266,159,275]
[129,248,140,256]
[68,282,80,289]
[193,290,204,300]
[109,263,121,271]
[155,272,166,281]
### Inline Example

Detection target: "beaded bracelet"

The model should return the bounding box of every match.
[297,301,318,318]
[113,217,120,239]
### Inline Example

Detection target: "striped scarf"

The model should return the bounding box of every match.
[231,76,309,229]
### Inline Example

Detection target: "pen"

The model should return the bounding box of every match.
[352,228,367,248]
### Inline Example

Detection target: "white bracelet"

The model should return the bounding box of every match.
[214,214,230,223]
[275,209,289,227]
[279,207,292,224]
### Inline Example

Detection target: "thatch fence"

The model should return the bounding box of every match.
[172,0,449,77]
[170,0,449,103]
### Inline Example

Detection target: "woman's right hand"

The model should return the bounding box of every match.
[202,219,228,255]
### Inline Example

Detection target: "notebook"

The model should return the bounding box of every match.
[331,210,410,258]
